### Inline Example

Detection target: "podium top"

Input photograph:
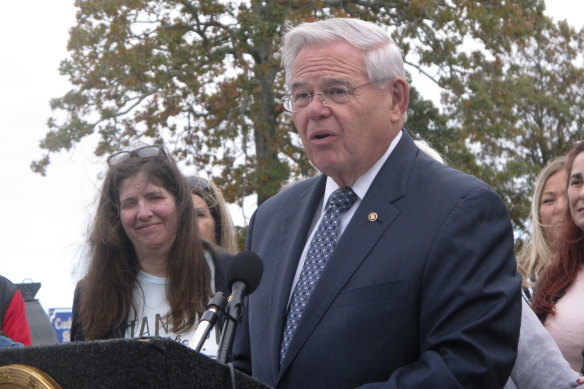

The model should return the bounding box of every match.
[0,337,272,389]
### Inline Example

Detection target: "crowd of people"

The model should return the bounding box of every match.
[1,16,584,389]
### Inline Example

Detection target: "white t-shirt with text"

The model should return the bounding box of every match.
[125,253,218,358]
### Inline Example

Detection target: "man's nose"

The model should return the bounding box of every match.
[307,93,330,118]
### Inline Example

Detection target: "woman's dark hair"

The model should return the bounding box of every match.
[532,141,584,320]
[79,146,210,339]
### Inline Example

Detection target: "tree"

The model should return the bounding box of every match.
[451,17,584,234]
[35,0,569,235]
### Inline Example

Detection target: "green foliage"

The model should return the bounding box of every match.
[451,17,584,233]
[35,0,584,239]
[235,225,248,253]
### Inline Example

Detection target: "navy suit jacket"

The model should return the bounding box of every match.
[233,131,521,388]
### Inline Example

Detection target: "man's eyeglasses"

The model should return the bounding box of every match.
[281,80,381,112]
[107,145,167,166]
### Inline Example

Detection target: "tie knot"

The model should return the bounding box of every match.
[326,188,357,214]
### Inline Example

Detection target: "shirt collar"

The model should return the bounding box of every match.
[322,130,402,210]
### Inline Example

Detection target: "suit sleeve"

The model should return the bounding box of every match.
[369,185,521,388]
[2,289,32,346]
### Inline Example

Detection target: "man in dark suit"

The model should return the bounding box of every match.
[232,17,521,388]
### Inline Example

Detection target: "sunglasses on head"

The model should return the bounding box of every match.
[187,176,211,191]
[107,145,167,166]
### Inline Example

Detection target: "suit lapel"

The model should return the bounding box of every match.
[264,176,327,378]
[278,130,418,377]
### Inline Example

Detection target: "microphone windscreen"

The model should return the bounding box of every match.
[227,251,263,294]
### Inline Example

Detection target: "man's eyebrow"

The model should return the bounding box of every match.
[290,81,307,90]
[570,172,583,180]
[290,78,350,90]
[322,78,350,87]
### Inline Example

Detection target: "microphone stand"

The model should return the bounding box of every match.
[217,281,246,364]
[192,292,227,353]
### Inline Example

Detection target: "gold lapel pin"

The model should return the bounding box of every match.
[368,212,378,222]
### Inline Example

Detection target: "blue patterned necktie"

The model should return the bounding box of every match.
[280,187,357,362]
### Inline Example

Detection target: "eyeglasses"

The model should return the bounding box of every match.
[281,81,381,112]
[187,176,210,191]
[107,145,167,166]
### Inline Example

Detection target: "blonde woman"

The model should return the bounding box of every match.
[518,156,568,298]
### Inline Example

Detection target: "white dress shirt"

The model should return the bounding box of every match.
[287,131,402,305]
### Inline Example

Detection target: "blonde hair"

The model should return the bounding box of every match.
[517,156,567,290]
[414,139,444,164]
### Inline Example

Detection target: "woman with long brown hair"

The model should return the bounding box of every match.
[71,144,232,357]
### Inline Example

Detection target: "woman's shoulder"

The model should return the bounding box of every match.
[205,242,234,293]
[205,241,235,263]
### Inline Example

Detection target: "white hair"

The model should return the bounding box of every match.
[280,18,406,119]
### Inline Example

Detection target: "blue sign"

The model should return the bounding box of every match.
[48,308,72,343]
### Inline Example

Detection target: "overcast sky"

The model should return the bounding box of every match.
[1,1,582,312]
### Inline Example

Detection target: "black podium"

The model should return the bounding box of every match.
[0,338,270,389]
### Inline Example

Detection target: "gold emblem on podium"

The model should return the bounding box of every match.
[0,364,62,388]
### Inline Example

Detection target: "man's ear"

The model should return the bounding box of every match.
[389,77,409,123]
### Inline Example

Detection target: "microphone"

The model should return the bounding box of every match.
[217,251,263,363]
[192,291,227,352]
